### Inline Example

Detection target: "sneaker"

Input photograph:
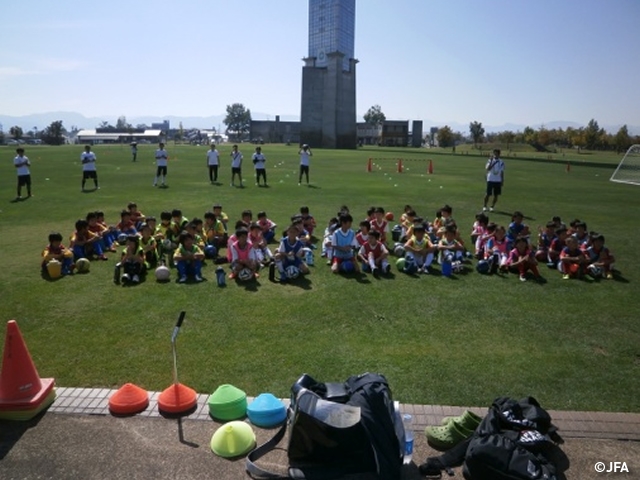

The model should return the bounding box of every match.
[489,206,494,212]
[230,183,234,187]
[482,206,487,212]
[178,275,187,283]
[562,274,570,280]
[195,275,203,282]
[132,274,140,284]
[546,261,556,268]
[153,183,157,187]
[605,272,613,279]
[298,183,301,186]
[384,264,391,274]
[280,275,288,284]
[519,275,527,282]
[99,255,109,261]
[254,272,260,279]
[121,273,130,283]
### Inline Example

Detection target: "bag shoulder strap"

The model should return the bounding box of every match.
[246,420,289,479]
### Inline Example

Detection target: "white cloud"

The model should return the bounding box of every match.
[0,58,87,79]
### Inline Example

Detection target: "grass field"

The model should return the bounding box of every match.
[1,142,638,412]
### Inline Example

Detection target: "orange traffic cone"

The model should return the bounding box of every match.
[109,383,149,416]
[428,159,433,174]
[367,158,372,172]
[566,162,571,173]
[0,320,55,420]
[397,159,403,173]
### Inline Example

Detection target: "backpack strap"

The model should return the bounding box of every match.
[245,420,289,479]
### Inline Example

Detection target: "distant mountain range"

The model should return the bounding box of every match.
[1,111,637,136]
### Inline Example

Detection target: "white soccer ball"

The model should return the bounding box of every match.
[117,233,128,245]
[238,268,254,282]
[285,265,300,279]
[155,265,171,281]
[76,258,91,273]
[588,264,603,278]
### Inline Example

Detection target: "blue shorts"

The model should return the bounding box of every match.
[486,181,502,196]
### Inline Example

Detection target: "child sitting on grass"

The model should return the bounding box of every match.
[174,231,205,283]
[535,221,556,264]
[404,225,436,274]
[42,232,74,277]
[116,235,145,285]
[507,237,541,282]
[228,227,259,280]
[484,225,509,274]
[330,213,360,274]
[358,230,390,275]
[275,224,310,283]
[257,211,277,243]
[585,233,615,279]
[559,236,587,280]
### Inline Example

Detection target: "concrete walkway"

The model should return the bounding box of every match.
[1,387,638,479]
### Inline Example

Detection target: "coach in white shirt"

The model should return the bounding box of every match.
[154,142,168,187]
[207,143,220,184]
[483,148,505,212]
[252,146,268,187]
[81,145,99,191]
[230,144,243,187]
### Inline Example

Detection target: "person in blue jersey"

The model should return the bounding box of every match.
[330,213,360,274]
[275,224,310,282]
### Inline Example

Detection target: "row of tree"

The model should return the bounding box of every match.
[2,121,67,145]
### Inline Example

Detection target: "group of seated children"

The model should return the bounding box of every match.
[471,212,615,281]
[41,200,616,285]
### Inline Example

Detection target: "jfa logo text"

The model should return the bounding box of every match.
[595,461,629,473]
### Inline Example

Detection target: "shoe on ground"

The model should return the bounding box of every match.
[178,275,187,283]
[121,273,130,283]
[482,206,487,212]
[384,264,391,274]
[132,274,140,283]
[425,421,471,451]
[489,206,494,212]
[546,261,555,268]
[606,272,613,279]
[195,275,203,282]
[562,274,570,280]
[99,255,109,261]
[519,275,527,282]
[441,410,482,432]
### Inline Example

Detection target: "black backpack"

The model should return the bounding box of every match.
[419,396,565,480]
[246,372,404,480]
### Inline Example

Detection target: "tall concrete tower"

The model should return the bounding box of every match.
[300,0,357,149]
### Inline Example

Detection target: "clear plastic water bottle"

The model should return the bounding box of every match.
[403,413,414,464]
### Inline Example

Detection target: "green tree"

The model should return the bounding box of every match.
[116,115,131,130]
[584,119,600,150]
[436,126,455,148]
[363,105,386,127]
[10,126,23,140]
[41,120,66,145]
[469,121,485,147]
[224,103,252,141]
[614,125,631,153]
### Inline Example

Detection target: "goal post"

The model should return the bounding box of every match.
[610,144,640,185]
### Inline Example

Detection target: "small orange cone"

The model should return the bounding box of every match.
[367,158,372,172]
[158,383,197,414]
[109,383,149,415]
[566,162,571,173]
[397,159,403,173]
[428,159,433,174]
[0,320,55,410]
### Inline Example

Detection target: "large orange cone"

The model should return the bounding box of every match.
[109,383,149,415]
[397,158,403,173]
[428,159,433,174]
[0,320,55,409]
[366,158,372,172]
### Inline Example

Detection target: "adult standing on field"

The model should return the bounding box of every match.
[13,147,32,200]
[483,148,505,212]
[252,146,268,187]
[230,144,243,187]
[207,143,220,184]
[298,144,312,186]
[130,142,138,162]
[81,145,99,191]
[153,142,168,187]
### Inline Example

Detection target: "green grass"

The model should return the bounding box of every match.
[1,143,638,412]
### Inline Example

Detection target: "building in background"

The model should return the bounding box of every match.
[380,121,409,147]
[300,0,357,149]
[250,116,301,144]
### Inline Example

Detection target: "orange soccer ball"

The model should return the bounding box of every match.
[385,211,394,221]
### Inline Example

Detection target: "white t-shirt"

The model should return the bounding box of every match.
[207,149,220,166]
[81,151,97,171]
[14,155,31,176]
[230,151,243,168]
[486,157,505,182]
[155,148,168,167]
[299,150,311,166]
[252,153,266,169]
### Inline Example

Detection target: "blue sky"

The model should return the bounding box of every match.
[1,0,639,129]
